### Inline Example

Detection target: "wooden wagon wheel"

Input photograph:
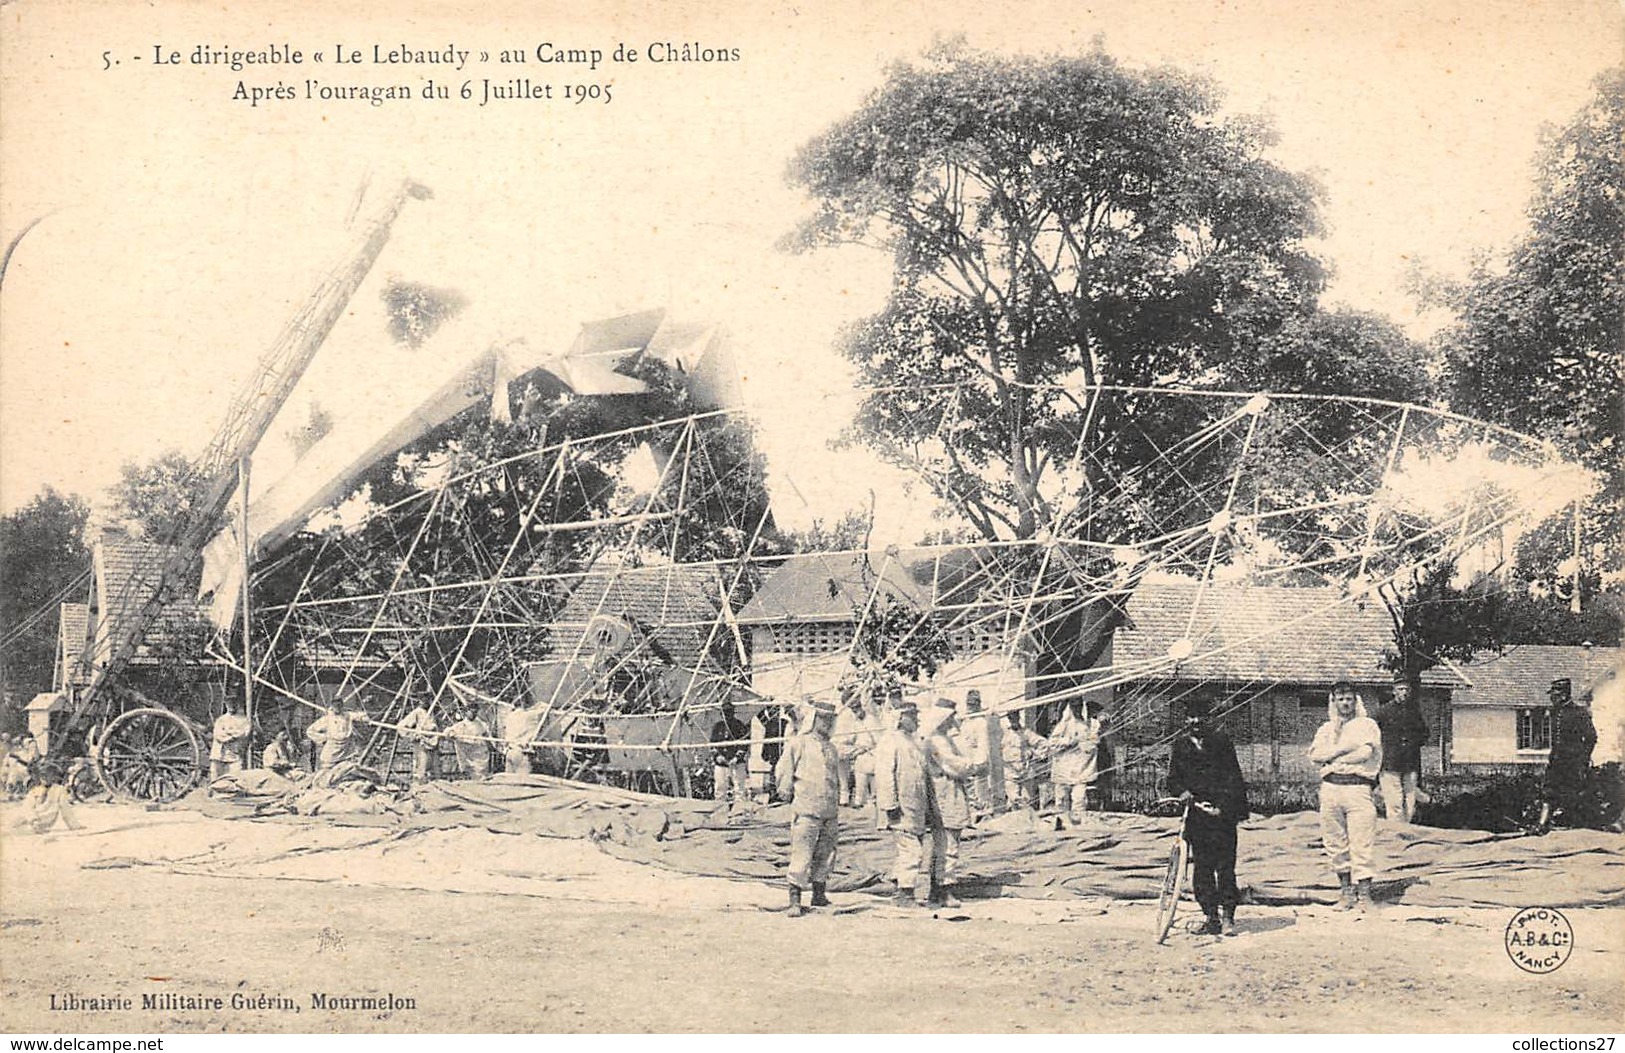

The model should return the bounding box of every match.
[94,707,204,802]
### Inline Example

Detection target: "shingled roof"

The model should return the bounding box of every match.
[734,545,1105,625]
[86,528,213,668]
[1112,581,1465,687]
[56,602,91,689]
[1448,644,1622,707]
[736,550,932,622]
[552,561,732,669]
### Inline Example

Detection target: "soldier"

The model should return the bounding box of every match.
[1000,711,1048,812]
[709,700,751,805]
[775,698,842,917]
[1375,674,1428,823]
[398,701,440,785]
[445,705,493,780]
[1049,698,1103,824]
[873,701,944,908]
[834,683,882,808]
[1540,677,1598,830]
[957,689,1004,818]
[748,703,789,804]
[261,728,299,778]
[307,698,367,771]
[209,703,252,782]
[923,698,980,907]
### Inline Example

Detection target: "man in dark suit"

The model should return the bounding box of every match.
[1166,696,1250,935]
[1541,677,1598,830]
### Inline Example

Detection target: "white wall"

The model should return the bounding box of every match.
[748,647,1027,713]
[1451,706,1544,766]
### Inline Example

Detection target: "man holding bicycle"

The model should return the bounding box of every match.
[1166,696,1249,936]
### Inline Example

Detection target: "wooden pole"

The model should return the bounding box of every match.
[238,456,255,764]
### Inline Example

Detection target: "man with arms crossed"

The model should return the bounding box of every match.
[1309,682,1383,911]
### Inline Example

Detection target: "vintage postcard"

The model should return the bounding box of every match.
[1,0,1621,1037]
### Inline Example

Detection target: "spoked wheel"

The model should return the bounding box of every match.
[94,707,203,802]
[1154,805,1192,945]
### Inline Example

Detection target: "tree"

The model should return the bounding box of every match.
[106,451,205,542]
[786,41,1329,543]
[255,356,779,706]
[777,508,875,553]
[0,488,91,703]
[1378,562,1506,681]
[381,278,469,349]
[1432,69,1624,591]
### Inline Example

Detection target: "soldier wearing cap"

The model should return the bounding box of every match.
[1540,677,1597,830]
[775,696,843,917]
[1375,673,1429,824]
[924,697,980,907]
[873,700,945,907]
[958,689,1005,818]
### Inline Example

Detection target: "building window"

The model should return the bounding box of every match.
[1516,707,1552,752]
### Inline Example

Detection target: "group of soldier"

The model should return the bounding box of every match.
[735,670,1603,927]
[712,685,1114,916]
[207,696,497,787]
[770,691,987,914]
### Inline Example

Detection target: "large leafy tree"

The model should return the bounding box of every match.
[1434,69,1624,595]
[106,451,205,542]
[0,488,91,705]
[786,42,1330,543]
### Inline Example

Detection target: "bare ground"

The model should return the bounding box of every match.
[2,802,1620,1034]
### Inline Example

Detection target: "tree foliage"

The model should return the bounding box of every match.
[255,357,777,699]
[106,451,205,542]
[778,509,875,553]
[1432,69,1624,588]
[1379,562,1506,680]
[0,488,91,701]
[787,41,1338,542]
[381,278,469,349]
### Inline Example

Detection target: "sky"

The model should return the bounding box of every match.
[1,0,1620,544]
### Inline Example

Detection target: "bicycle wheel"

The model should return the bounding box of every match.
[1154,832,1190,944]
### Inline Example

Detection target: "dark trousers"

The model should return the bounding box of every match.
[1186,811,1239,916]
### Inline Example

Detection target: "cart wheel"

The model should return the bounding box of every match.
[94,707,203,802]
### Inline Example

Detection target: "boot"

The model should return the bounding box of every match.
[787,886,807,918]
[940,884,962,908]
[1195,911,1223,936]
[892,885,916,907]
[810,882,831,907]
[1220,905,1237,936]
[1355,878,1375,913]
[1334,871,1355,911]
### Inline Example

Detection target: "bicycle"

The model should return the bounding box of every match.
[1153,797,1191,945]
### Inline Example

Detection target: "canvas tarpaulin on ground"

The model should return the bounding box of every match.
[194,773,1625,909]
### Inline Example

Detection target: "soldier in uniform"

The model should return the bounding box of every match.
[775,698,842,917]
[1540,677,1598,830]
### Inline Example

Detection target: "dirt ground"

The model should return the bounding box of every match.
[2,800,1621,1034]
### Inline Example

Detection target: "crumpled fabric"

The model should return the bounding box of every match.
[188,773,1625,908]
